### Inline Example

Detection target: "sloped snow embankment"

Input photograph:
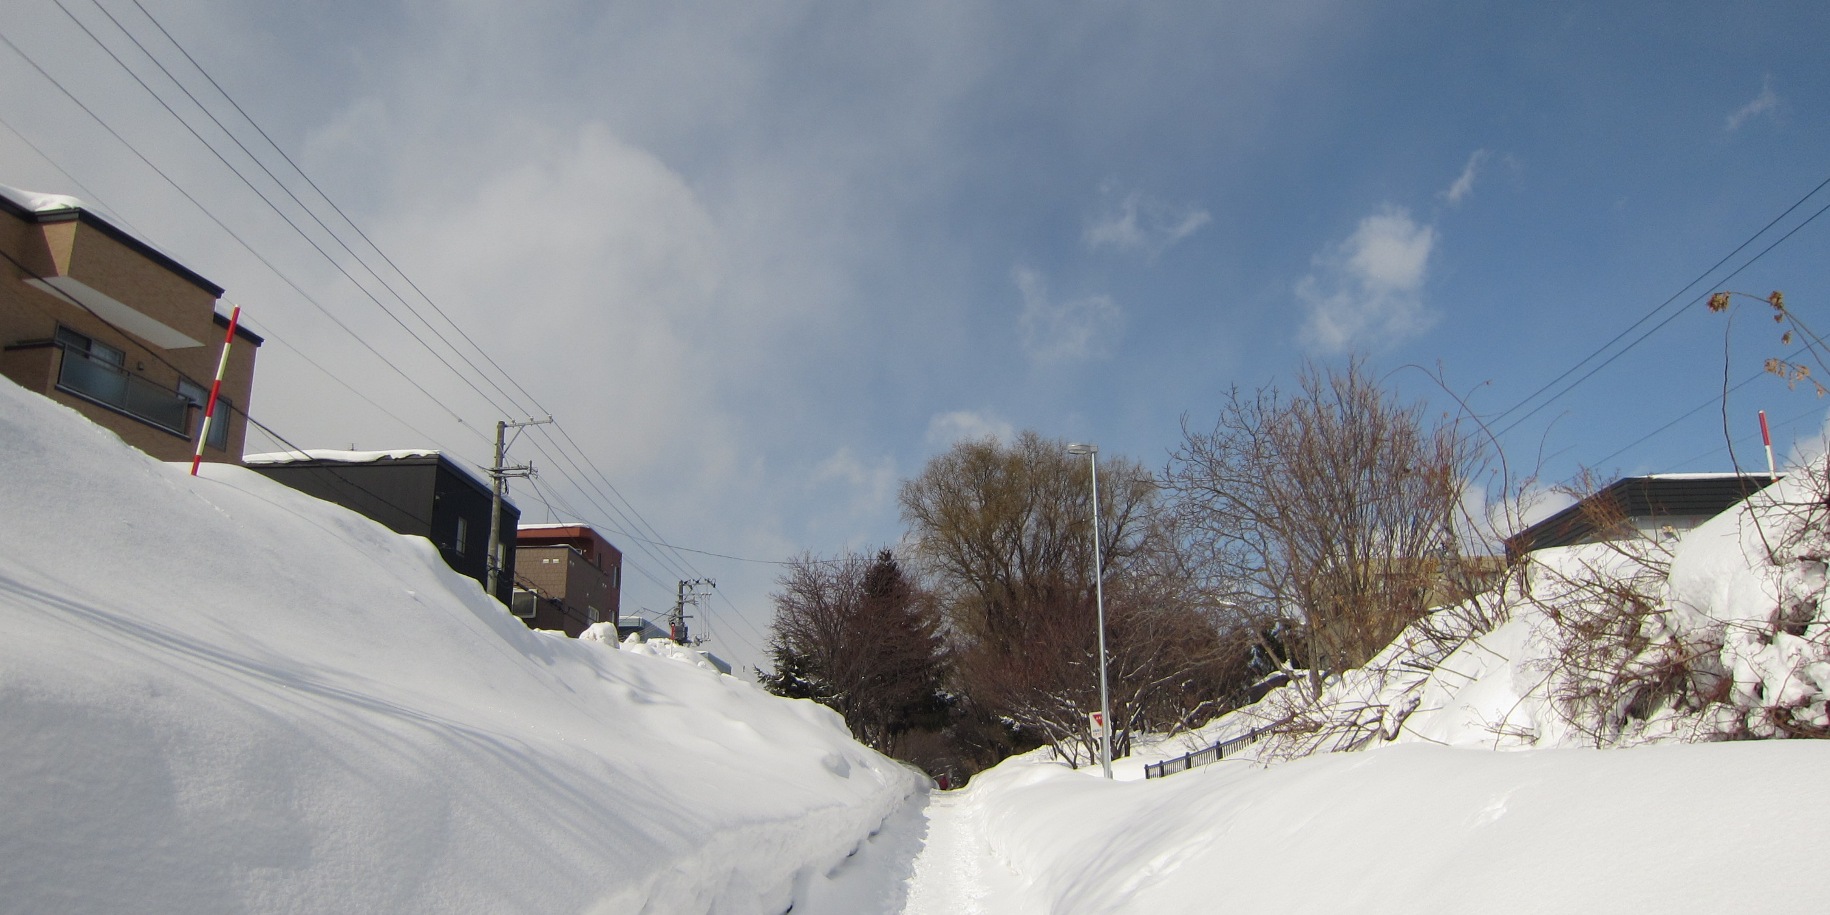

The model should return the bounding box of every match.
[945,470,1830,913]
[0,376,920,914]
[969,738,1829,914]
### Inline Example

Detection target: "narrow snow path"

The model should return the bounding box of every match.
[900,788,1027,914]
[793,786,1030,914]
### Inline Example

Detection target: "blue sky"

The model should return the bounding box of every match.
[3,1,1827,673]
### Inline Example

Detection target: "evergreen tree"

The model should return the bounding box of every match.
[762,548,949,753]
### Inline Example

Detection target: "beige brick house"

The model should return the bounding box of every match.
[0,184,260,463]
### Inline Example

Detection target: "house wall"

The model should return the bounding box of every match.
[431,461,519,603]
[247,457,520,605]
[250,461,440,537]
[0,204,258,462]
[514,544,614,636]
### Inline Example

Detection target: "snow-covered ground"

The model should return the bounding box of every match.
[797,469,1830,912]
[0,376,919,914]
[5,366,1827,914]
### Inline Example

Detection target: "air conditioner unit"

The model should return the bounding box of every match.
[510,590,539,619]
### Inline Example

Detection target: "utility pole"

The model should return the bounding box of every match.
[486,417,552,599]
[670,578,715,644]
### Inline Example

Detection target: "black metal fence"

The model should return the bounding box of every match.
[1144,727,1268,779]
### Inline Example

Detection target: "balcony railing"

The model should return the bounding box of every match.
[56,346,191,435]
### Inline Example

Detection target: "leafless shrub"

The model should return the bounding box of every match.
[1164,358,1487,701]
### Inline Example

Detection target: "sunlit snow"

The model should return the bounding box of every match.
[3,371,1826,914]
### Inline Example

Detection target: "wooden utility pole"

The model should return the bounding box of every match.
[486,417,551,598]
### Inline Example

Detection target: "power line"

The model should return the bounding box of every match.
[117,0,555,418]
[8,7,781,666]
[1491,174,1830,436]
[0,26,487,438]
[45,0,531,423]
[45,3,746,598]
[1494,195,1830,443]
[521,475,771,660]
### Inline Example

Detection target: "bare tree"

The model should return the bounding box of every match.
[762,549,946,752]
[1164,359,1479,699]
[900,431,1237,765]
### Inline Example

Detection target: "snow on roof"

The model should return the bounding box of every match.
[518,522,593,531]
[243,448,441,465]
[0,182,84,214]
[1637,472,1783,480]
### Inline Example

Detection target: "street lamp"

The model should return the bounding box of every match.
[1066,442,1113,780]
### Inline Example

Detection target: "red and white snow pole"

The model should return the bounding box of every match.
[1759,409,1776,477]
[189,305,240,477]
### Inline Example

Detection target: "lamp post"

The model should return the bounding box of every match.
[1067,442,1113,779]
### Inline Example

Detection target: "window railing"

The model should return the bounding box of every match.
[56,346,191,435]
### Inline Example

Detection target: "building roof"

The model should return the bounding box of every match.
[243,449,493,496]
[211,309,265,346]
[516,523,622,561]
[244,448,442,465]
[1,183,225,298]
[1505,472,1780,556]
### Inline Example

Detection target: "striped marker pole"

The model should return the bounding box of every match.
[190,305,240,476]
[1759,409,1775,477]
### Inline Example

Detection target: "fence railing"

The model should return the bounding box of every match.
[56,346,191,435]
[1144,726,1268,779]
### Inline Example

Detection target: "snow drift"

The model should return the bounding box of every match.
[939,466,1830,913]
[1215,468,1830,754]
[0,375,920,914]
[968,737,1828,914]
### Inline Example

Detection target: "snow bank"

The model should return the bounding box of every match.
[1178,471,1830,757]
[971,739,1830,914]
[1013,469,1830,913]
[0,376,919,914]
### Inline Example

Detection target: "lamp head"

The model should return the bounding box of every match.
[1066,443,1098,455]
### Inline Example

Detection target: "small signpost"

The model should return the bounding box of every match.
[1088,710,1105,739]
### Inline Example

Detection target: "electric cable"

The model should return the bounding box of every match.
[1490,174,1830,431]
[0,27,486,436]
[44,0,531,424]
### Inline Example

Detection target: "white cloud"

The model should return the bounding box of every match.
[1014,266,1124,363]
[1778,408,1830,471]
[1083,187,1211,259]
[369,123,724,473]
[1443,149,1490,206]
[924,410,1015,448]
[1725,76,1779,131]
[1295,206,1437,354]
[811,446,898,511]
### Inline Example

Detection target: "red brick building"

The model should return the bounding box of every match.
[513,524,623,637]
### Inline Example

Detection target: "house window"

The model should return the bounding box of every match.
[454,516,469,555]
[205,395,231,450]
[178,380,232,450]
[56,326,125,366]
[178,378,208,409]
